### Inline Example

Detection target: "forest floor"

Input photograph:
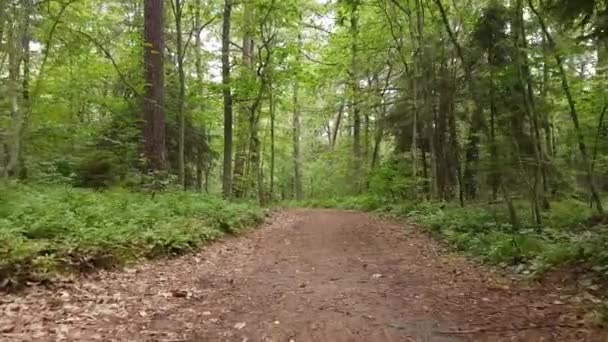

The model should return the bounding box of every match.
[0,209,606,341]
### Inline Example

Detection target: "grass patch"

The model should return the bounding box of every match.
[0,184,265,289]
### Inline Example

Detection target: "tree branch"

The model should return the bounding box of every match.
[69,28,140,97]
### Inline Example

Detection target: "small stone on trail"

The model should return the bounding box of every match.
[0,323,15,333]
[202,311,212,316]
[372,273,383,279]
[172,290,188,298]
[234,322,247,330]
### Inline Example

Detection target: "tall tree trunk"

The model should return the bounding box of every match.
[529,0,604,215]
[232,2,255,197]
[447,76,464,206]
[269,76,276,201]
[173,0,186,189]
[4,2,24,179]
[514,0,545,222]
[194,0,211,193]
[331,101,344,148]
[143,0,167,171]
[251,106,263,204]
[434,0,483,200]
[221,0,233,198]
[293,36,303,200]
[407,2,419,181]
[350,2,361,191]
[19,0,31,179]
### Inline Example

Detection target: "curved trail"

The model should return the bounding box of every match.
[0,210,604,341]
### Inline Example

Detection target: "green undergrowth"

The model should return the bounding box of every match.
[0,184,265,289]
[290,196,608,278]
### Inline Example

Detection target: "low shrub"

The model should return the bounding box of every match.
[0,184,265,289]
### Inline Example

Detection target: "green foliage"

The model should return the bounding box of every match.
[368,157,422,200]
[0,184,264,288]
[74,150,124,188]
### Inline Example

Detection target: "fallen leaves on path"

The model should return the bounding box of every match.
[0,210,604,341]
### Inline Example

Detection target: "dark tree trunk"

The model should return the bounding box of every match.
[232,3,255,198]
[221,0,233,198]
[143,0,167,171]
[173,0,186,189]
[350,3,361,191]
[331,101,344,148]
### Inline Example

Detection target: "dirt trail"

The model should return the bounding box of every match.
[1,209,605,341]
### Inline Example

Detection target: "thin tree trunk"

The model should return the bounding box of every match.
[293,36,303,200]
[514,0,542,224]
[371,65,393,170]
[194,0,206,192]
[232,3,255,198]
[221,0,233,198]
[489,65,499,200]
[350,3,361,191]
[269,71,276,200]
[173,0,186,189]
[4,3,24,179]
[331,101,344,148]
[407,1,419,180]
[19,0,31,179]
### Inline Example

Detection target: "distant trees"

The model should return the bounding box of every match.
[2,0,608,217]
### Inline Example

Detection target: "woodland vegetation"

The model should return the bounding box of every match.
[1,0,608,305]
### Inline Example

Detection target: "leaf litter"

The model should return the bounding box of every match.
[0,210,605,341]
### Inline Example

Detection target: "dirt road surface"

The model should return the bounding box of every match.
[0,210,605,341]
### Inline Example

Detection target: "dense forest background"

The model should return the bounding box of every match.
[2,0,608,316]
[2,0,608,206]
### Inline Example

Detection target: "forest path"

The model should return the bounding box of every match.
[1,209,605,341]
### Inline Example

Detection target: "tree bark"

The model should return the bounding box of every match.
[232,2,255,198]
[4,2,25,179]
[516,0,545,222]
[349,2,362,191]
[434,0,484,201]
[194,0,211,193]
[221,0,233,198]
[173,0,186,189]
[293,35,303,201]
[331,101,344,148]
[269,74,276,200]
[143,0,168,171]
